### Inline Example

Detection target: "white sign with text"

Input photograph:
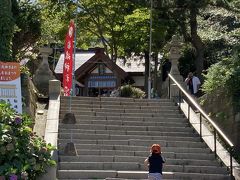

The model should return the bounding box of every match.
[0,62,22,113]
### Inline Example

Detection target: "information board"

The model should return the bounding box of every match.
[0,61,22,113]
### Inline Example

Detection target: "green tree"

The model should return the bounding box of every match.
[0,0,42,61]
[198,4,240,67]
[202,46,240,97]
[12,0,41,60]
[39,0,73,45]
[0,0,15,61]
[122,2,176,93]
[39,0,132,62]
[160,0,238,78]
[76,0,132,61]
[167,0,208,78]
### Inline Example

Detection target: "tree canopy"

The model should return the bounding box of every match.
[0,0,41,62]
[0,0,15,61]
[13,0,41,60]
[1,0,239,94]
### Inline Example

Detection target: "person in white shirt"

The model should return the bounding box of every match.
[185,72,201,96]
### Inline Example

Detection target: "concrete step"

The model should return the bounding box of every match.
[60,103,176,110]
[58,133,199,142]
[60,96,173,104]
[58,150,215,161]
[171,172,231,180]
[60,103,179,110]
[60,107,179,113]
[58,139,207,148]
[58,161,228,174]
[59,120,189,127]
[59,155,219,166]
[59,114,186,121]
[58,124,194,133]
[59,114,188,123]
[58,129,198,137]
[58,169,118,179]
[58,170,230,179]
[57,144,211,154]
[59,107,179,114]
[61,96,172,102]
[60,99,175,106]
[59,110,185,118]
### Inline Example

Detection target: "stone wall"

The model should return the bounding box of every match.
[21,74,38,118]
[201,90,240,152]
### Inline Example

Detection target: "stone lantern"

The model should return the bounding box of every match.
[33,47,55,96]
[169,35,182,78]
[169,35,184,97]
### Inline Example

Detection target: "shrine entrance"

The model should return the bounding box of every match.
[87,75,117,97]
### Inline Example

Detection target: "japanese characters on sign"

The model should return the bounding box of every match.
[0,62,22,113]
[63,20,75,96]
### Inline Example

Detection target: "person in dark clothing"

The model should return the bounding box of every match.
[185,72,201,96]
[162,59,172,81]
[144,144,165,180]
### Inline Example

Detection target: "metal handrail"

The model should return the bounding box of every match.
[168,73,234,178]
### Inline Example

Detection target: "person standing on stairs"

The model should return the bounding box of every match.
[144,144,165,180]
[185,72,201,97]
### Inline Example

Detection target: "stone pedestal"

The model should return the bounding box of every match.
[235,167,240,180]
[64,142,77,156]
[62,112,77,156]
[49,79,61,99]
[33,47,55,96]
[62,112,76,124]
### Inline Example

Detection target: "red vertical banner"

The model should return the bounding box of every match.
[63,20,75,96]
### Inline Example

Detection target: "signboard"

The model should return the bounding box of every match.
[63,20,75,96]
[88,75,117,88]
[0,62,22,113]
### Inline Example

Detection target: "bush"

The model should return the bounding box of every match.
[120,85,133,97]
[202,46,240,110]
[0,102,56,179]
[202,46,240,95]
[120,85,145,98]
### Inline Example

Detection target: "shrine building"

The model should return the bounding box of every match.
[54,48,145,96]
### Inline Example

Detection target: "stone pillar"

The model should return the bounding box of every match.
[169,35,184,98]
[49,79,61,99]
[33,47,55,96]
[235,167,240,180]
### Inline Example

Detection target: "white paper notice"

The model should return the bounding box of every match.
[0,62,22,113]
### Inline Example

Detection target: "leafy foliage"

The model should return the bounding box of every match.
[0,102,56,179]
[76,0,135,60]
[12,0,42,60]
[120,84,146,98]
[0,0,42,61]
[202,46,240,100]
[39,0,72,45]
[178,45,196,78]
[0,0,15,61]
[198,6,240,67]
[121,7,150,57]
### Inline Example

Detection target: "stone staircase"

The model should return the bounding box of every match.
[57,96,231,180]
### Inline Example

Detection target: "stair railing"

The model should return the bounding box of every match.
[168,73,234,178]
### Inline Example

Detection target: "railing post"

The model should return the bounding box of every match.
[230,147,233,179]
[178,89,181,110]
[188,104,190,121]
[214,129,217,158]
[168,77,171,99]
[200,114,202,141]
